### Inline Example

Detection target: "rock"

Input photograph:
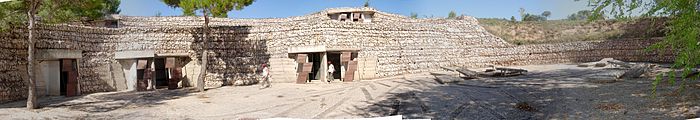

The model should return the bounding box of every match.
[433,75,462,84]
[617,64,650,79]
[577,64,589,67]
[233,80,246,86]
[605,58,633,68]
[594,63,607,67]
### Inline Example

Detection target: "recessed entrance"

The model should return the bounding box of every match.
[154,58,169,88]
[308,53,322,81]
[327,53,342,80]
[287,46,360,84]
[59,59,78,97]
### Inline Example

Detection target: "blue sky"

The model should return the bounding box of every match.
[119,0,593,20]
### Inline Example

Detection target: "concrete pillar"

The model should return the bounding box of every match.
[321,52,328,82]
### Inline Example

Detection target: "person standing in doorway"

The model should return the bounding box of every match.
[327,61,335,83]
[260,63,271,89]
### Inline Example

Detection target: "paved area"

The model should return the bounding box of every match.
[0,64,699,119]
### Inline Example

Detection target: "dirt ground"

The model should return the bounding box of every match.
[1,64,699,119]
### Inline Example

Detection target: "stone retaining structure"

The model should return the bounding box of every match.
[0,7,673,103]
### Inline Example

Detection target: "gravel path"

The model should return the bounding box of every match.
[0,64,698,119]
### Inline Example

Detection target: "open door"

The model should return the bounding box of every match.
[60,59,78,97]
[165,57,181,89]
[136,59,151,91]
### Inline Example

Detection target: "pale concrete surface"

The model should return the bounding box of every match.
[0,64,698,119]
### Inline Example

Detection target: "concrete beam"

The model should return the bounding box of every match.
[288,45,360,53]
[36,49,82,60]
[114,50,155,59]
[288,45,326,53]
[156,53,189,57]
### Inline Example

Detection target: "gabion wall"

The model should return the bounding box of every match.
[0,7,673,103]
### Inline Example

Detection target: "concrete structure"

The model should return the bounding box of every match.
[0,7,674,103]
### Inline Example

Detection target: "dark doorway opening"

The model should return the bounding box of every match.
[327,53,342,79]
[154,58,169,88]
[60,69,67,96]
[59,59,77,96]
[308,53,322,81]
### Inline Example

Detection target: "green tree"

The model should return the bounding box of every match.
[567,10,594,20]
[510,16,517,22]
[522,13,546,21]
[519,7,526,20]
[447,10,456,19]
[103,0,120,14]
[0,0,113,109]
[161,0,254,92]
[541,11,551,18]
[363,0,369,7]
[518,8,546,21]
[410,12,418,19]
[588,0,700,96]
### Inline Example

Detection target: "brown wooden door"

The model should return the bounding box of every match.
[137,59,151,91]
[166,57,180,89]
[61,59,78,97]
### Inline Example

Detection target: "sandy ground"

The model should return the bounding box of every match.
[0,64,699,119]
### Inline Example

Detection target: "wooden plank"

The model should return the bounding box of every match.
[297,63,304,73]
[344,71,354,82]
[302,63,313,72]
[138,68,152,91]
[137,60,149,69]
[61,59,73,72]
[296,54,307,63]
[341,52,351,62]
[168,68,181,89]
[165,57,176,68]
[65,71,77,97]
[296,72,308,84]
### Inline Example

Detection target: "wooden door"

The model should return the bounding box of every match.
[137,59,151,91]
[166,57,180,89]
[61,59,78,97]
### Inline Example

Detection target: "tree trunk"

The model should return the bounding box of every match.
[26,1,38,109]
[197,9,210,92]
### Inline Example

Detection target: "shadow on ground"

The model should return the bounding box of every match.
[353,68,700,119]
[0,88,196,113]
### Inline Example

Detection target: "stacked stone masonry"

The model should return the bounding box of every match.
[0,7,673,103]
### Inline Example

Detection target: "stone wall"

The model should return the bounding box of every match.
[0,28,29,103]
[0,7,673,103]
[478,18,667,44]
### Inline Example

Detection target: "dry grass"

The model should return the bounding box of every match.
[596,103,625,111]
[515,102,536,112]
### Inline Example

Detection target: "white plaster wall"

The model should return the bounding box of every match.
[37,61,61,96]
[119,60,137,91]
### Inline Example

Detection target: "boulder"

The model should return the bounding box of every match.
[617,64,650,79]
[433,75,462,84]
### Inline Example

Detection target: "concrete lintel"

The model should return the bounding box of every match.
[288,45,360,53]
[156,53,189,57]
[288,45,327,53]
[114,50,155,59]
[36,49,82,60]
[327,48,361,52]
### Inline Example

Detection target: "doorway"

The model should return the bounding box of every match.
[327,53,342,80]
[154,58,169,89]
[59,59,78,97]
[308,53,322,81]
